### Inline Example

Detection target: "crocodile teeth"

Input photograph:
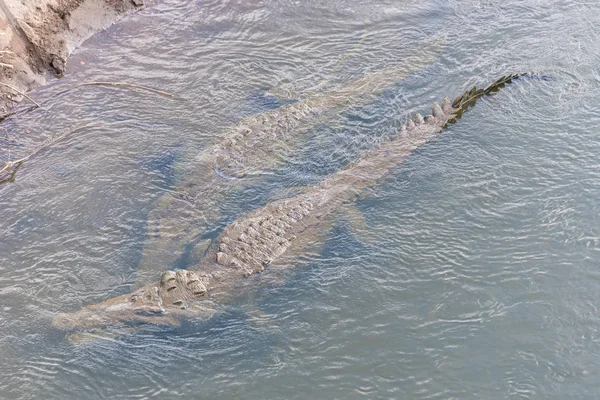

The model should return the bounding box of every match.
[407,119,415,129]
[414,113,424,124]
[399,124,406,132]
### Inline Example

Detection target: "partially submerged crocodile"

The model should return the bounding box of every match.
[53,74,529,334]
[135,35,445,285]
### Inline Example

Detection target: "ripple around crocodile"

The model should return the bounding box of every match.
[51,74,538,338]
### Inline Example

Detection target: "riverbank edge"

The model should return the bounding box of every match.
[0,0,145,117]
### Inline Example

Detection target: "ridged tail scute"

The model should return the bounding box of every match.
[447,73,526,124]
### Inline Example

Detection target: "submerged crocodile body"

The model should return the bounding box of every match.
[135,35,445,285]
[53,75,528,334]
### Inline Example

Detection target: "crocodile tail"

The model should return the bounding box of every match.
[447,73,527,124]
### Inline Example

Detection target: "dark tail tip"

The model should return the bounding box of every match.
[447,73,547,124]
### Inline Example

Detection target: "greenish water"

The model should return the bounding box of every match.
[1,0,599,398]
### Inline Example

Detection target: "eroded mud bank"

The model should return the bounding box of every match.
[0,0,144,115]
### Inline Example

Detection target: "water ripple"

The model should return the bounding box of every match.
[1,0,600,399]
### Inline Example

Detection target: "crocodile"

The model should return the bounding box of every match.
[135,34,445,285]
[52,74,530,335]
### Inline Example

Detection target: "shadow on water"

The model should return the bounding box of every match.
[136,146,183,188]
[244,87,297,112]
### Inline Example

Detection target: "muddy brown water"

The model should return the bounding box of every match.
[1,0,599,399]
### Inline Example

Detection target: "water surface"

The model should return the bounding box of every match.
[1,0,599,398]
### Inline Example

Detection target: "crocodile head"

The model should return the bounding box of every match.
[52,269,215,335]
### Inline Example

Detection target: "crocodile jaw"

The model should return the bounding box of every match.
[53,269,216,335]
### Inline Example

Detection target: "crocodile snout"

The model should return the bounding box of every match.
[52,309,108,332]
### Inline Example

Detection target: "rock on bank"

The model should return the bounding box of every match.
[0,0,144,116]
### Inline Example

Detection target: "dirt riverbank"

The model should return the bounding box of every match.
[0,0,144,116]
